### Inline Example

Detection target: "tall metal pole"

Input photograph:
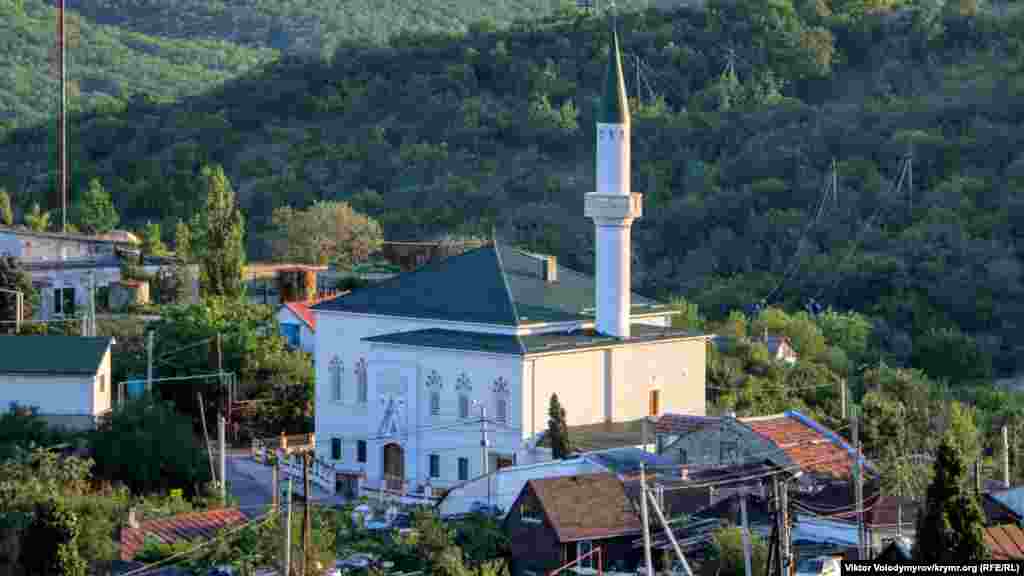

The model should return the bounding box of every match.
[479,403,490,506]
[302,452,311,576]
[780,477,789,576]
[58,0,67,234]
[840,379,846,421]
[646,487,693,576]
[853,414,864,560]
[1004,425,1011,489]
[273,455,280,510]
[146,330,154,393]
[640,463,654,576]
[284,458,293,576]
[219,414,227,502]
[89,271,96,336]
[740,489,753,576]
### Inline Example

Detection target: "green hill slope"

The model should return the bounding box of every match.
[0,0,278,134]
[1,2,1023,377]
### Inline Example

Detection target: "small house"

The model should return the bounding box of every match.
[0,336,114,430]
[504,473,644,576]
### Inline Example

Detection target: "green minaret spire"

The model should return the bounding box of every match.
[599,22,630,124]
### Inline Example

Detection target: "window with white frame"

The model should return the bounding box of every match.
[426,370,442,416]
[456,373,472,419]
[329,356,343,402]
[355,358,368,404]
[492,376,510,424]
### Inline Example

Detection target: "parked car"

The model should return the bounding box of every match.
[469,501,502,516]
[795,556,842,576]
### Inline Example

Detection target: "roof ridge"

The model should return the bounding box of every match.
[739,414,787,422]
[493,239,522,326]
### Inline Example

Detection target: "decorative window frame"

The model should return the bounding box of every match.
[426,370,443,417]
[456,373,472,419]
[492,376,510,424]
[329,356,344,403]
[355,358,368,404]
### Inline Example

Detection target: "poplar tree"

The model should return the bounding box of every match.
[191,165,245,299]
[547,394,572,460]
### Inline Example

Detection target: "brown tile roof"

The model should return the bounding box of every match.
[528,473,642,542]
[119,508,248,561]
[741,413,861,479]
[866,495,920,529]
[984,524,1024,559]
[655,414,722,436]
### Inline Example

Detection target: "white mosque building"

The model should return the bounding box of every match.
[312,27,708,495]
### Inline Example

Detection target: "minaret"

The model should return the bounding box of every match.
[585,23,642,339]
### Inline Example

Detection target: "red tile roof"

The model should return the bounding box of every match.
[119,508,248,561]
[656,414,722,436]
[985,524,1024,559]
[281,292,348,331]
[527,473,642,542]
[741,414,859,479]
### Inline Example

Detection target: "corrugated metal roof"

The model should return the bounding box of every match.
[0,336,111,375]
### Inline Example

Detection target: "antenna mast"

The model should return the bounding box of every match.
[57,0,67,233]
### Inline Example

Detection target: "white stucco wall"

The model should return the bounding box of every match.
[31,264,164,318]
[91,348,112,416]
[521,337,706,439]
[314,312,525,490]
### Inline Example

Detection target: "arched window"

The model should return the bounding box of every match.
[426,370,442,417]
[355,358,368,404]
[492,376,510,424]
[329,356,343,403]
[456,373,472,419]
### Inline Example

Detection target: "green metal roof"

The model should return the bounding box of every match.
[598,26,630,124]
[313,241,662,327]
[362,324,702,355]
[0,336,112,375]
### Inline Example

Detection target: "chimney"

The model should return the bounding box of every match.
[542,255,558,283]
[127,507,139,529]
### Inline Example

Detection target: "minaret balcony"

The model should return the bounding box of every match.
[585,192,643,221]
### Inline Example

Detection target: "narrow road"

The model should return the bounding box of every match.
[227,450,274,518]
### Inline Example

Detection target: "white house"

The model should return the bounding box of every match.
[0,335,114,430]
[311,29,709,495]
[277,293,347,354]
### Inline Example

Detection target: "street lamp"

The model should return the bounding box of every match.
[0,288,23,334]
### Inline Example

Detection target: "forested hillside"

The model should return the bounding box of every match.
[1,0,1023,378]
[0,0,278,134]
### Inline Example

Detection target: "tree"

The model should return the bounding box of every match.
[19,498,88,576]
[89,393,213,496]
[0,256,34,334]
[140,221,169,256]
[0,188,12,226]
[25,203,51,232]
[710,526,769,576]
[913,434,988,561]
[173,220,194,304]
[191,165,245,299]
[76,178,119,235]
[547,394,571,459]
[271,200,383,269]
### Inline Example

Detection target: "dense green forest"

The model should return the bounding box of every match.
[1,0,1023,378]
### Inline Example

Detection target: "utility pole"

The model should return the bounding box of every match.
[479,403,490,506]
[780,477,789,576]
[832,157,838,211]
[640,463,654,576]
[218,414,227,503]
[57,0,68,234]
[853,413,864,560]
[272,454,280,510]
[198,392,216,486]
[1,289,24,334]
[146,330,154,393]
[1004,425,1011,489]
[302,451,311,576]
[740,488,753,576]
[976,458,983,494]
[840,379,847,420]
[89,271,96,337]
[646,484,693,576]
[284,455,293,576]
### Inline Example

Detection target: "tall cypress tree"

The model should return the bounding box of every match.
[914,433,988,560]
[548,394,572,460]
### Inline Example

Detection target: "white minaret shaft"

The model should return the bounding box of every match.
[585,25,641,339]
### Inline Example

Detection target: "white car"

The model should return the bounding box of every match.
[795,556,842,576]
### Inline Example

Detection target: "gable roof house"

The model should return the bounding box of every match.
[504,473,645,576]
[277,292,347,354]
[0,336,114,430]
[118,508,248,562]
